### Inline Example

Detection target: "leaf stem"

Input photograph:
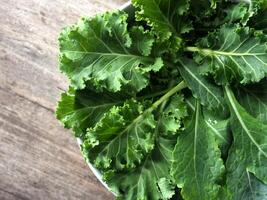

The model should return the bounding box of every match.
[145,81,187,114]
[185,46,200,52]
[159,80,176,113]
[185,46,261,56]
[185,46,214,55]
[132,81,187,125]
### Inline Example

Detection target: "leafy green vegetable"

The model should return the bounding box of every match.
[82,99,156,170]
[235,78,267,124]
[249,2,267,31]
[224,2,248,24]
[56,87,125,138]
[224,86,267,200]
[188,25,267,85]
[133,0,191,40]
[171,101,224,200]
[59,12,163,92]
[105,94,187,200]
[185,99,231,159]
[105,135,176,200]
[178,58,225,109]
[56,0,267,199]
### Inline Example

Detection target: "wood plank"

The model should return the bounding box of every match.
[0,88,113,200]
[0,0,127,199]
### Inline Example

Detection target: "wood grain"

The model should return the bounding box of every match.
[0,0,126,199]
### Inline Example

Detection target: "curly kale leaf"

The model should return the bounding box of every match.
[59,12,163,92]
[56,1,267,199]
[189,25,267,85]
[104,94,187,200]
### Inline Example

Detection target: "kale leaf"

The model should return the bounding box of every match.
[56,0,267,199]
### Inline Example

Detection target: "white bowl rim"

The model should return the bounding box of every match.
[77,138,112,193]
[76,1,132,196]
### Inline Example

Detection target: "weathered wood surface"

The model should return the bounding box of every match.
[0,0,126,199]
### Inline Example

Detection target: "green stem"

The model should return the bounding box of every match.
[185,46,256,56]
[185,46,201,52]
[185,46,214,55]
[159,79,176,113]
[142,81,187,116]
[131,81,187,125]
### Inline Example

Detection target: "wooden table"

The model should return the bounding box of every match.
[0,0,126,199]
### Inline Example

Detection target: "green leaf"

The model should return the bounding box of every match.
[189,25,267,85]
[235,78,267,124]
[185,99,231,159]
[222,0,266,25]
[104,94,187,200]
[249,2,267,31]
[56,88,124,138]
[225,86,267,199]
[240,172,267,200]
[171,101,225,200]
[194,2,248,33]
[177,58,225,110]
[106,136,176,200]
[81,82,187,171]
[238,0,267,24]
[224,2,249,24]
[204,116,231,159]
[190,0,218,19]
[82,99,156,170]
[59,11,163,92]
[158,94,188,135]
[132,0,192,41]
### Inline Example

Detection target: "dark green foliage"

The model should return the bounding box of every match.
[56,0,267,199]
